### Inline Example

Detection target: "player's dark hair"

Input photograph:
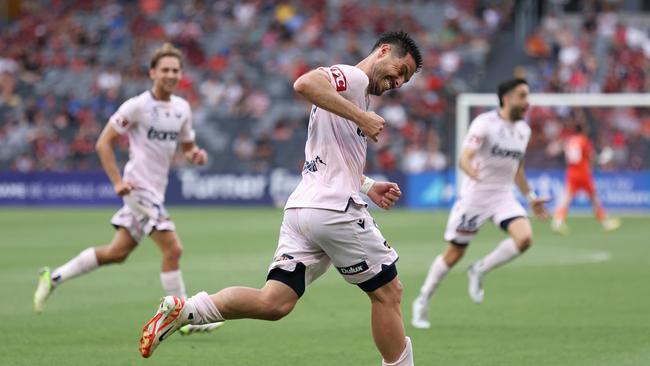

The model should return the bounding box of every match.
[497,78,528,107]
[372,31,423,72]
[150,42,184,69]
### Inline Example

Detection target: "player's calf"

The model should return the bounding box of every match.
[95,244,131,264]
[382,336,414,366]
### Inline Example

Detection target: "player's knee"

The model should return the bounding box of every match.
[444,244,466,266]
[267,303,294,321]
[163,243,183,262]
[369,279,403,307]
[109,248,130,264]
[261,299,295,321]
[517,236,533,252]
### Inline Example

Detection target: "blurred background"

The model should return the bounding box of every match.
[3,4,649,366]
[0,0,648,210]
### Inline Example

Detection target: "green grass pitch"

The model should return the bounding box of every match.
[1,207,648,365]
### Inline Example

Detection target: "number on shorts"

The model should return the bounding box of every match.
[457,214,479,234]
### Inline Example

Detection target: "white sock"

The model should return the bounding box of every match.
[418,255,450,300]
[476,238,521,274]
[51,248,99,286]
[382,336,413,366]
[185,291,224,325]
[160,270,187,299]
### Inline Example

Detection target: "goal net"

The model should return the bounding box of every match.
[455,93,650,212]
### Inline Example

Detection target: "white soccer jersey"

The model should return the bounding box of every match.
[285,64,371,211]
[109,91,195,202]
[460,110,531,196]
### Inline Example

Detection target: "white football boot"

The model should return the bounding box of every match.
[33,267,54,313]
[179,322,225,335]
[466,262,485,304]
[411,296,431,329]
[139,296,190,358]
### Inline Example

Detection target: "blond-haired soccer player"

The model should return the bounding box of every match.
[412,79,549,329]
[34,43,220,334]
[138,31,422,366]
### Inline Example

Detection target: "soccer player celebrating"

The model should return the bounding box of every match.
[551,121,621,234]
[412,79,549,329]
[138,31,422,366]
[33,43,219,334]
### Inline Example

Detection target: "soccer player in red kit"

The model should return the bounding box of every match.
[551,122,620,234]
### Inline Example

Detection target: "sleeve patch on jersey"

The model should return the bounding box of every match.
[114,115,129,128]
[330,66,347,92]
[468,135,483,145]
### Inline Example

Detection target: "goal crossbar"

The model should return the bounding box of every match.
[455,93,650,189]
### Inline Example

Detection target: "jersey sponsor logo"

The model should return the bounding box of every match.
[303,155,326,173]
[336,261,369,275]
[330,66,347,92]
[491,144,523,160]
[147,126,179,141]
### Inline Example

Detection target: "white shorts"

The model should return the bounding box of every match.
[268,203,399,295]
[110,188,175,243]
[443,192,527,245]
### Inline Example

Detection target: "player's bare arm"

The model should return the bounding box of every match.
[96,123,132,196]
[515,160,549,219]
[181,142,208,165]
[361,175,402,210]
[459,147,480,181]
[293,69,384,142]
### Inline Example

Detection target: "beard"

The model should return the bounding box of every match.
[367,78,384,96]
[509,106,526,121]
[367,65,390,96]
[163,81,178,92]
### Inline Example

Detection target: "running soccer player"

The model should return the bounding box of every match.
[138,31,422,366]
[551,121,621,234]
[412,78,549,329]
[33,43,220,334]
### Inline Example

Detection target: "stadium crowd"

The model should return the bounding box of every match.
[524,2,650,170]
[0,0,647,174]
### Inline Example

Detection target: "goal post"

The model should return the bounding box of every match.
[455,93,650,191]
